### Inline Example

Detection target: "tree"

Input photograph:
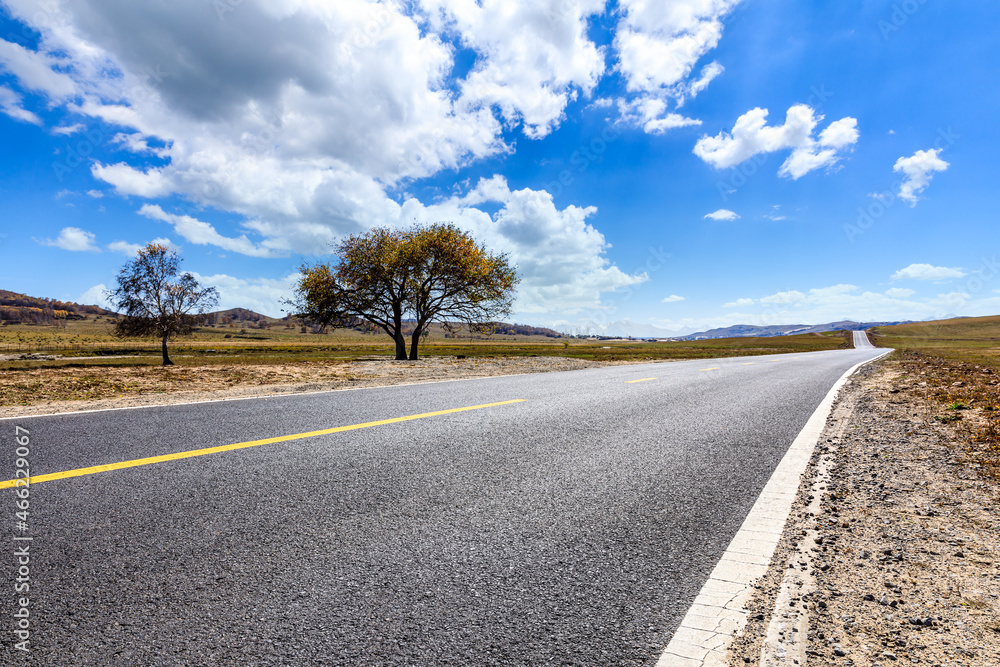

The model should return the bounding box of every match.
[106,243,218,365]
[294,223,518,360]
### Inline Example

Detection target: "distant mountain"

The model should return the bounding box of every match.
[681,320,913,340]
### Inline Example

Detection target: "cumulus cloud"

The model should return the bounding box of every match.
[39,226,100,251]
[423,0,606,139]
[723,297,754,308]
[693,104,859,178]
[188,272,301,318]
[661,294,685,303]
[0,0,658,317]
[894,149,949,205]
[399,176,648,315]
[138,205,281,258]
[613,1,740,132]
[704,208,739,220]
[78,284,111,310]
[891,263,965,281]
[885,287,915,298]
[616,97,702,134]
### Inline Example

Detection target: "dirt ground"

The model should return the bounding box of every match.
[0,355,608,417]
[729,356,1000,666]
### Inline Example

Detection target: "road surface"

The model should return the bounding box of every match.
[2,346,884,665]
[853,329,875,349]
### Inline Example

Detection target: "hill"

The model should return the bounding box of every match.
[0,289,115,325]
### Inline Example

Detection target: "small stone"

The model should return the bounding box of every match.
[863,594,875,601]
[834,648,847,657]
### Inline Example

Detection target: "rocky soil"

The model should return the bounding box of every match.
[730,357,1000,666]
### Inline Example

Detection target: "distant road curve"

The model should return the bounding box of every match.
[853,329,875,349]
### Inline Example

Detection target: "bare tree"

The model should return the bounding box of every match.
[106,243,218,365]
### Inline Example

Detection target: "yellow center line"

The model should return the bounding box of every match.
[625,377,657,383]
[741,362,756,365]
[0,399,527,490]
[699,367,720,372]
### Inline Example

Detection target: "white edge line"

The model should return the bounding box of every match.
[1,346,873,422]
[655,347,892,667]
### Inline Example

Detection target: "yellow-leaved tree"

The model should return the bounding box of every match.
[294,223,519,360]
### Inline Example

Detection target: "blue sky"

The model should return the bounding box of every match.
[1,0,998,336]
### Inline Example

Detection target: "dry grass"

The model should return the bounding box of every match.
[872,315,1000,479]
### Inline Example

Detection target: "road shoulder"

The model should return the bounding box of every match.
[727,359,1000,666]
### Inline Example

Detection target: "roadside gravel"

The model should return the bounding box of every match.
[728,359,1000,666]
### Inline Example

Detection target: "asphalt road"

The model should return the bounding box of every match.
[853,329,875,349]
[2,346,884,665]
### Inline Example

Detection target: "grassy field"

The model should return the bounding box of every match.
[0,316,853,370]
[870,315,1000,369]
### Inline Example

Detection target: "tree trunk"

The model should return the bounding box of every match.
[393,332,407,360]
[392,306,407,360]
[408,325,423,361]
[161,334,173,365]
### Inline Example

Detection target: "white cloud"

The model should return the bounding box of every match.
[40,226,100,252]
[107,240,144,256]
[91,163,172,198]
[760,289,806,305]
[885,287,915,298]
[138,205,281,258]
[86,189,104,198]
[688,61,724,98]
[78,284,111,310]
[613,1,740,132]
[400,176,648,315]
[723,297,754,308]
[52,123,85,135]
[188,272,301,318]
[423,0,606,139]
[0,85,41,124]
[0,1,650,319]
[614,1,737,93]
[616,97,702,134]
[661,294,685,303]
[0,38,77,99]
[693,104,859,179]
[704,208,739,221]
[894,148,949,206]
[891,263,966,281]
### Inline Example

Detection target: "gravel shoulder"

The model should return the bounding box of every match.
[728,357,1000,666]
[0,355,612,417]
